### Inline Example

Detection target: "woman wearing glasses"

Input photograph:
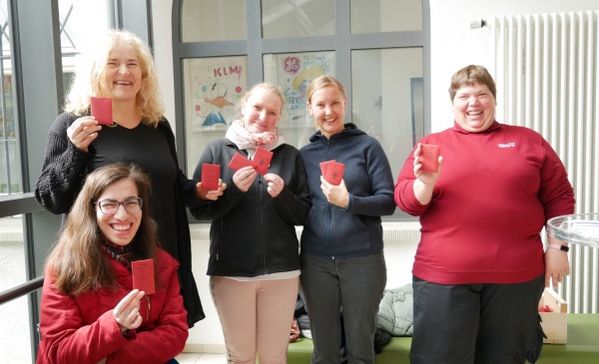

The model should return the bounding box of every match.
[37,164,188,364]
[35,30,204,326]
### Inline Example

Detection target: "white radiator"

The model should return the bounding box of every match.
[492,11,599,313]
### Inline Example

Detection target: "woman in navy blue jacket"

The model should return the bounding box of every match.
[300,75,396,364]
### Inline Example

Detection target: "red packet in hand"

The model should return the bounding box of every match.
[228,152,253,171]
[319,160,335,176]
[90,97,113,125]
[420,143,441,172]
[201,163,221,191]
[131,259,155,295]
[323,161,345,185]
[253,147,273,175]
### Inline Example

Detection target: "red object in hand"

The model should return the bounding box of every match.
[131,259,156,295]
[201,163,221,191]
[538,304,553,312]
[253,147,273,175]
[320,160,345,186]
[90,97,113,125]
[228,152,253,171]
[420,143,440,172]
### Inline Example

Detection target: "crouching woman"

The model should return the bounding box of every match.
[37,164,188,364]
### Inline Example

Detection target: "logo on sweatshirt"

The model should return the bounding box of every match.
[498,142,516,148]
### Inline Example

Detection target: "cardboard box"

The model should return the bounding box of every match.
[539,288,567,344]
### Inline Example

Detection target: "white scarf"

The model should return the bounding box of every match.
[225,119,285,154]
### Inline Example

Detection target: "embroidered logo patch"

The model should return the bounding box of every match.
[498,142,516,148]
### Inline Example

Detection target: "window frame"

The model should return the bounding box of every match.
[172,0,431,221]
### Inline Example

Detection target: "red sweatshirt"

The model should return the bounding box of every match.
[37,249,188,364]
[395,121,575,284]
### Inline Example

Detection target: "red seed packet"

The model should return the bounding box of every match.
[420,143,440,172]
[323,161,345,186]
[319,160,335,176]
[227,152,253,171]
[90,97,113,125]
[131,259,155,295]
[253,147,273,175]
[201,163,221,191]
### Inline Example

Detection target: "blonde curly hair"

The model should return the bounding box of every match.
[64,29,164,126]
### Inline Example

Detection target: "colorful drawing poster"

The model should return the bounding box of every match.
[187,57,247,132]
[265,52,335,127]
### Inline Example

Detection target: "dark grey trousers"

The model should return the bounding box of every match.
[301,253,387,364]
[411,274,545,364]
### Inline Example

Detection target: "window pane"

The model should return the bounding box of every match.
[263,51,335,148]
[0,215,31,363]
[351,0,422,33]
[58,0,109,91]
[262,0,334,38]
[181,0,246,42]
[183,57,248,173]
[0,2,22,195]
[352,48,423,218]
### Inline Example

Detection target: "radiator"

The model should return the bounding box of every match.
[492,11,599,313]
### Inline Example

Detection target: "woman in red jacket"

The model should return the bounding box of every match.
[37,164,188,364]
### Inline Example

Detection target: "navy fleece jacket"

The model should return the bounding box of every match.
[300,123,395,258]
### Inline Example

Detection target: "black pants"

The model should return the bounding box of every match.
[410,275,545,364]
[301,253,387,364]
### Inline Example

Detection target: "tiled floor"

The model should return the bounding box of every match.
[176,353,227,364]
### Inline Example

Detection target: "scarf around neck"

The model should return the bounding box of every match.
[101,240,134,269]
[225,119,285,153]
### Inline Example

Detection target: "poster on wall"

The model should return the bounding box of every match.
[187,57,247,132]
[265,52,335,128]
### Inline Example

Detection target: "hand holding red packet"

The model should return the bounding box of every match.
[228,152,253,171]
[419,143,441,172]
[321,160,345,185]
[253,147,273,175]
[201,163,221,191]
[90,96,113,125]
[131,259,155,295]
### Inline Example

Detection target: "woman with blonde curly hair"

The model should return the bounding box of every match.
[35,29,205,327]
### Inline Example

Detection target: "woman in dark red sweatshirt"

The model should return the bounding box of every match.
[395,65,574,364]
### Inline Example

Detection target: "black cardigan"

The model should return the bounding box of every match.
[35,112,205,326]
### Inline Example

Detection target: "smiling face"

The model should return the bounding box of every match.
[307,85,347,139]
[96,178,141,246]
[100,44,142,103]
[241,86,282,133]
[452,82,496,133]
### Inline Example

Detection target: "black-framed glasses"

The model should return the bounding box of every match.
[95,197,143,216]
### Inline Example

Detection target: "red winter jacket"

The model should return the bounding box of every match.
[37,249,188,364]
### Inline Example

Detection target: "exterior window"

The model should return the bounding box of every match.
[262,0,334,38]
[351,48,423,180]
[0,1,21,195]
[351,0,422,33]
[58,0,109,91]
[0,215,30,363]
[181,0,246,42]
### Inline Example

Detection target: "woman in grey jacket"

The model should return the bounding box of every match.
[192,82,311,364]
[300,75,396,364]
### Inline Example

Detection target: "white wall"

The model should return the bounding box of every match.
[428,0,599,132]
[151,0,599,352]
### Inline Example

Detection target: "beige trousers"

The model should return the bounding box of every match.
[210,276,299,364]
